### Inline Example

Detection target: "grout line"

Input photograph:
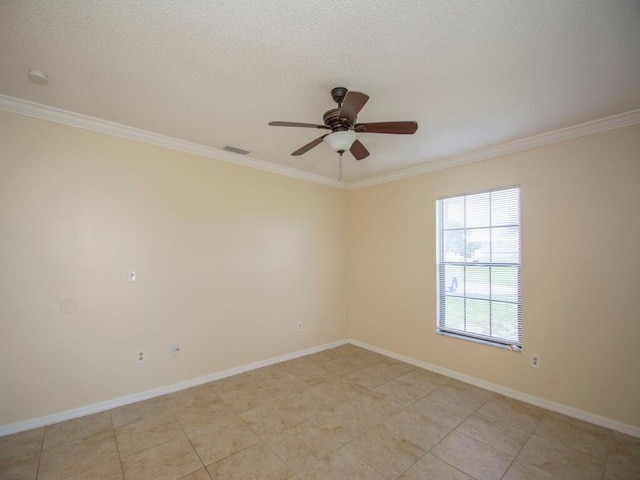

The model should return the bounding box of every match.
[395,446,429,479]
[530,410,612,465]
[499,432,534,480]
[108,410,126,480]
[175,410,208,475]
[33,426,45,480]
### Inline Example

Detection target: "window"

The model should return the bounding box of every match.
[436,186,521,349]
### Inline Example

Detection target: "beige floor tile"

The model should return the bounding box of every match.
[7,345,636,480]
[242,366,293,392]
[432,380,493,410]
[210,372,257,392]
[457,412,530,455]
[345,424,425,480]
[121,436,202,480]
[349,348,388,365]
[310,378,370,405]
[412,394,474,428]
[115,414,184,457]
[345,360,415,389]
[43,411,113,449]
[304,350,341,365]
[187,415,259,466]
[398,453,473,480]
[178,468,212,480]
[396,368,451,393]
[66,459,123,480]
[383,407,451,451]
[207,442,296,479]
[240,402,305,437]
[167,384,222,410]
[310,401,381,445]
[348,388,402,420]
[265,378,312,405]
[218,386,283,414]
[300,448,386,480]
[279,358,334,386]
[0,428,43,464]
[280,384,343,419]
[38,432,119,480]
[173,397,236,433]
[263,422,341,474]
[431,431,514,480]
[342,392,397,422]
[322,354,379,376]
[608,431,640,466]
[0,449,40,480]
[261,373,310,400]
[604,431,640,479]
[374,379,428,408]
[604,462,640,480]
[110,396,173,429]
[247,362,289,378]
[476,394,545,432]
[535,411,612,461]
[504,433,605,480]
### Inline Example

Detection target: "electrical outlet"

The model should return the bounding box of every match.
[171,344,181,357]
[136,349,145,364]
[530,353,540,368]
[297,322,303,332]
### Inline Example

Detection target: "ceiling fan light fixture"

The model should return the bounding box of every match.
[323,130,356,153]
[269,87,416,159]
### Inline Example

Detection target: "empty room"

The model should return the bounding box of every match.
[1,2,639,479]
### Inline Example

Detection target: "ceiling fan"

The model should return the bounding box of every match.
[269,87,418,160]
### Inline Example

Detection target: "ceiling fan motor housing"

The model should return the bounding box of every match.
[323,108,351,131]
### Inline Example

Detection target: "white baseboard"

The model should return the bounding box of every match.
[0,339,348,437]
[3,337,638,439]
[349,339,640,438]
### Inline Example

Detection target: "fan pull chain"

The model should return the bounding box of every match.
[338,153,343,182]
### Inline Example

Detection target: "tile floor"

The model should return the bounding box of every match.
[1,344,639,480]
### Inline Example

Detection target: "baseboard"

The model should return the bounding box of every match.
[5,337,637,439]
[0,339,348,437]
[348,339,640,438]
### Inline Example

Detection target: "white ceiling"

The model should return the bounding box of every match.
[1,1,639,184]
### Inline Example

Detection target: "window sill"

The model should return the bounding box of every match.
[437,330,521,352]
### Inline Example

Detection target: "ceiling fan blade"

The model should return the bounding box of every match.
[339,91,369,123]
[269,121,330,129]
[354,121,418,134]
[350,139,370,160]
[291,135,328,156]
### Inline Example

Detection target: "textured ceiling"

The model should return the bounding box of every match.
[1,1,639,183]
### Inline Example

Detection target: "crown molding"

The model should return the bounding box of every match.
[0,94,342,189]
[1,94,637,191]
[345,109,640,190]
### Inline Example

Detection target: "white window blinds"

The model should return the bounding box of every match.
[436,186,521,348]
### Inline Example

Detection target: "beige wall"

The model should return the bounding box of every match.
[348,124,640,427]
[1,108,639,431]
[0,111,348,425]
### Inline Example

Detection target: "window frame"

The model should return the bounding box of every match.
[436,186,522,350]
